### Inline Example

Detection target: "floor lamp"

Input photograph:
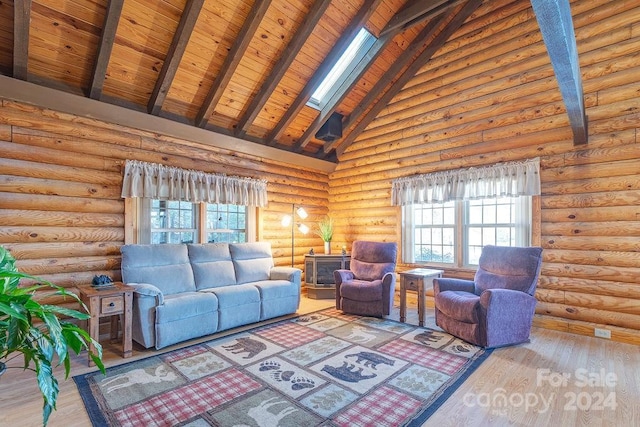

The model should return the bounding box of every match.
[281,205,309,267]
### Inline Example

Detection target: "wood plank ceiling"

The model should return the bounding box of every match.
[0,0,485,162]
[0,0,586,161]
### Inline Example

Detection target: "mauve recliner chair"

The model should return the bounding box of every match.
[334,241,398,317]
[433,245,543,348]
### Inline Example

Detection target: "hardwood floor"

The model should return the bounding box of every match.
[1,295,638,426]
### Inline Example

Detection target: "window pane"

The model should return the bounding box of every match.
[468,227,482,246]
[483,204,496,223]
[469,205,482,223]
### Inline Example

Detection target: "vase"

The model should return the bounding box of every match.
[324,241,331,254]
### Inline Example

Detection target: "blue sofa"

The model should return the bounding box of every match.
[120,242,301,349]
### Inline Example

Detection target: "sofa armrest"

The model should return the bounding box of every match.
[270,267,301,284]
[128,282,165,305]
[433,277,475,296]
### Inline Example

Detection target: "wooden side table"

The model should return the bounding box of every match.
[399,268,444,326]
[79,282,134,366]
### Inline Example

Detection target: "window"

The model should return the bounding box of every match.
[307,27,376,110]
[206,203,247,243]
[403,196,532,267]
[149,200,197,244]
[139,199,255,245]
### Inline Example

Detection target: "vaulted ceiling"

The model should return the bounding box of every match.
[0,0,489,162]
[0,0,585,162]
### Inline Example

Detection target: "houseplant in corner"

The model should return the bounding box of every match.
[315,215,334,254]
[0,246,105,426]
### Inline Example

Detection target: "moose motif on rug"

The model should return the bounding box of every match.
[100,365,177,393]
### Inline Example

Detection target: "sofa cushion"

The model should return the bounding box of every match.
[229,242,274,284]
[156,292,219,324]
[121,244,196,295]
[188,244,237,290]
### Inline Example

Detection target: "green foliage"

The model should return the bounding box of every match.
[0,246,105,426]
[315,215,334,242]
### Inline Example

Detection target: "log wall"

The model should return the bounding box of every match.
[330,0,640,345]
[0,100,332,302]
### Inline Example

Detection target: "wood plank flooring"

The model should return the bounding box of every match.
[0,294,638,426]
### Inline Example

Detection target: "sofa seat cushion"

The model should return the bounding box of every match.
[202,283,261,307]
[340,280,383,302]
[188,244,237,290]
[156,292,219,324]
[435,290,481,324]
[252,280,298,299]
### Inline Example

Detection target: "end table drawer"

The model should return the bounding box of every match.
[101,296,124,314]
[404,278,420,292]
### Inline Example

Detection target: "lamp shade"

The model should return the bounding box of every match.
[296,207,308,219]
[281,215,292,227]
[298,223,310,234]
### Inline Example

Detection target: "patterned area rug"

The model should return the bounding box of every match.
[74,308,493,426]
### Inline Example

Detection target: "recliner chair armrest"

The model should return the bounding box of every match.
[334,269,354,285]
[480,288,537,325]
[382,271,396,286]
[433,277,475,295]
[270,267,301,283]
[128,282,165,305]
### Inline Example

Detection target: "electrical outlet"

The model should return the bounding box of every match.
[594,328,611,339]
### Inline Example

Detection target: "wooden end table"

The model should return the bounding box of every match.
[399,268,444,326]
[79,282,134,366]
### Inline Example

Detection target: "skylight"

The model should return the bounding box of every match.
[308,27,377,109]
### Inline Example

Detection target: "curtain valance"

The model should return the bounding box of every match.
[391,158,540,206]
[121,160,268,207]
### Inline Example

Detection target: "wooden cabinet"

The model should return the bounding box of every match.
[304,254,350,299]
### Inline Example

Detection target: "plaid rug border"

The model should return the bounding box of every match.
[73,308,494,426]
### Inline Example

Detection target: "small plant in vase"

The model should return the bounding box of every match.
[0,246,105,426]
[315,215,334,254]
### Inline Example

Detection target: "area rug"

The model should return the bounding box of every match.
[74,308,493,426]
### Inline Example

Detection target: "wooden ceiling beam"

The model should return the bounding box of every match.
[13,0,32,80]
[265,0,383,146]
[195,0,272,128]
[380,0,452,37]
[333,0,483,157]
[235,0,332,138]
[88,0,124,100]
[531,0,587,145]
[294,26,402,151]
[148,0,205,116]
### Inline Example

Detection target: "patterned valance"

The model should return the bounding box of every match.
[391,158,540,206]
[121,160,268,207]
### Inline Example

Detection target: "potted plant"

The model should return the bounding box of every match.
[0,246,105,426]
[315,215,334,254]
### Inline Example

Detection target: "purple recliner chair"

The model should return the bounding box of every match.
[433,245,543,348]
[334,241,398,317]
